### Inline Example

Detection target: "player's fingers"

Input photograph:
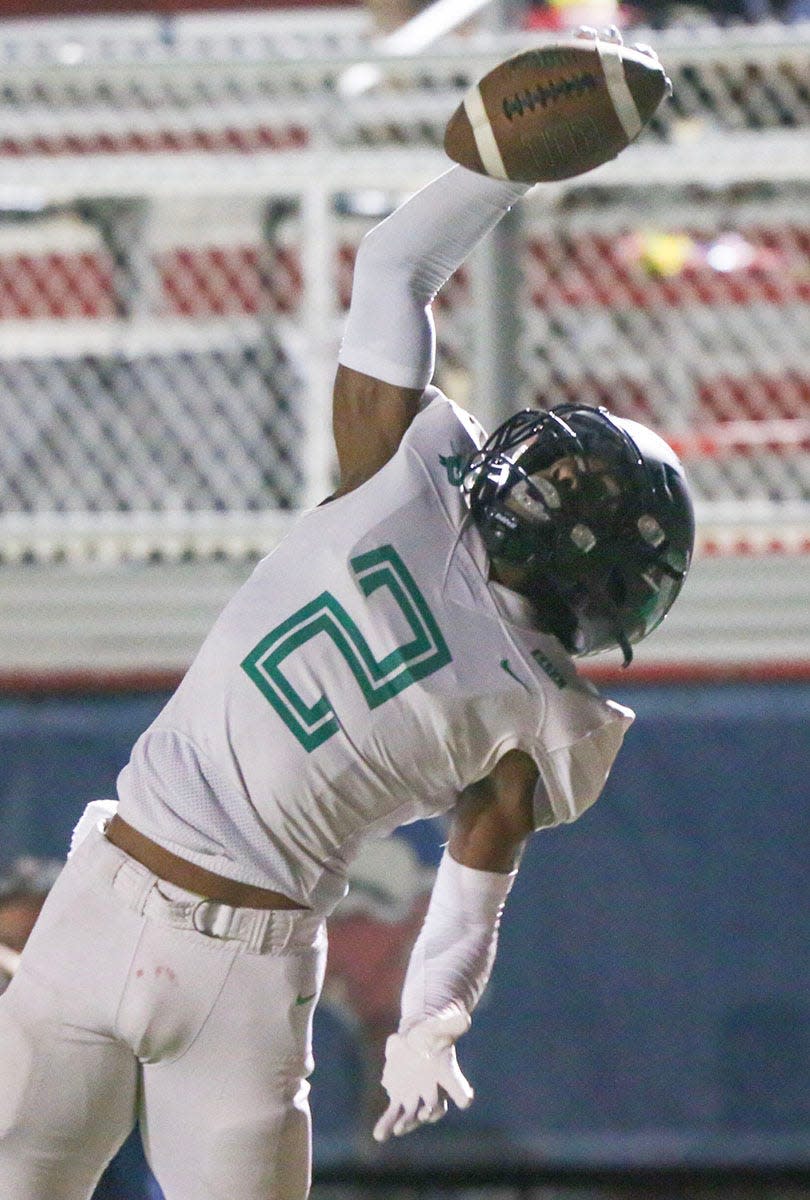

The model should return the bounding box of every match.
[438,1059,474,1110]
[372,1103,401,1143]
[392,1097,421,1137]
[420,1097,448,1125]
[393,1113,421,1137]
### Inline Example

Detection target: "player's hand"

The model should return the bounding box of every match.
[575,25,664,68]
[373,1006,474,1142]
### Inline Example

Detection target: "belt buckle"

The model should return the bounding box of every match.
[192,899,234,940]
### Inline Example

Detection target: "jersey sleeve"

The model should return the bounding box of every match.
[530,698,635,828]
[409,386,487,456]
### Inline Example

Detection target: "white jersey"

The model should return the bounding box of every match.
[117,390,634,914]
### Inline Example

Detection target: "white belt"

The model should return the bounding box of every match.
[106,846,303,955]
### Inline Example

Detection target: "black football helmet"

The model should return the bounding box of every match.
[462,404,695,665]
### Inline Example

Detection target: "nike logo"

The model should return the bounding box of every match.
[295,992,317,1006]
[500,658,529,691]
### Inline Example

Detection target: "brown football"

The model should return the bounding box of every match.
[444,38,670,184]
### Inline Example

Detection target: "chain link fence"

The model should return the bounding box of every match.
[0,13,808,561]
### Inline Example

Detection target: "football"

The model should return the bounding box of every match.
[444,34,670,184]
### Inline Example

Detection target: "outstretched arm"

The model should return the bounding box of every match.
[333,167,531,495]
[373,750,539,1141]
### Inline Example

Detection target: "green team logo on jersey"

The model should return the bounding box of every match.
[241,544,452,752]
[439,453,467,486]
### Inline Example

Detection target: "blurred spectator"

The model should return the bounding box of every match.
[524,0,810,25]
[0,854,164,1200]
[524,0,620,32]
[0,857,62,995]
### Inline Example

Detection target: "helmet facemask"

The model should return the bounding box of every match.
[463,405,695,665]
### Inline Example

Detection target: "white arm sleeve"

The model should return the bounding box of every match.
[338,166,531,391]
[399,848,517,1031]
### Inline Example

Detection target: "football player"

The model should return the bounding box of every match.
[0,162,693,1200]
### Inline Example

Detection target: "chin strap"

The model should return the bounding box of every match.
[617,629,634,667]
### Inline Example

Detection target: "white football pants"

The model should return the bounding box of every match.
[0,823,327,1200]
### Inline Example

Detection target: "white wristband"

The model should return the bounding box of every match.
[400,848,516,1030]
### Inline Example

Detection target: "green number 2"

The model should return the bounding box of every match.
[241,544,451,752]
